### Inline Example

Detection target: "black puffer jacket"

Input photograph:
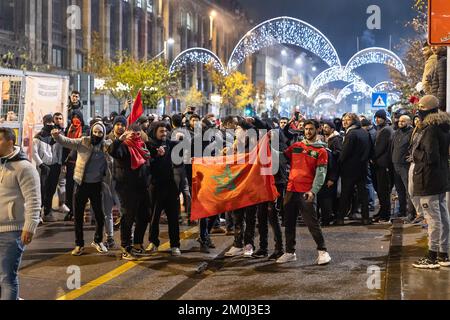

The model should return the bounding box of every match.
[147,126,179,195]
[430,50,447,112]
[413,111,450,196]
[107,139,150,190]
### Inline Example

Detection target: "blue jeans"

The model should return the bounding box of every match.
[0,231,25,300]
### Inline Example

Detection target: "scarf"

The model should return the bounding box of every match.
[124,134,151,170]
[67,118,83,139]
[68,118,82,139]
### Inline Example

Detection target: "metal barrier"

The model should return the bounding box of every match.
[0,67,26,142]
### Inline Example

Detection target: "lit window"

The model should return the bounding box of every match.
[146,0,153,13]
[186,12,192,30]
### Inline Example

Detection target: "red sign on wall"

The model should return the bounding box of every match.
[428,0,450,45]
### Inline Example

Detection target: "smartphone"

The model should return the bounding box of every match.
[295,112,300,121]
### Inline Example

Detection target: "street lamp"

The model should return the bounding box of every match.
[281,49,287,56]
[151,38,175,61]
[312,66,317,72]
[295,57,302,65]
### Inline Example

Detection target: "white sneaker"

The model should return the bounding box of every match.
[316,250,331,265]
[91,241,108,253]
[276,252,297,264]
[243,244,254,258]
[146,243,158,253]
[225,246,244,257]
[59,204,70,214]
[71,246,84,256]
[171,247,181,256]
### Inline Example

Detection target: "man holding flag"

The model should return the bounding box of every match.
[276,120,331,265]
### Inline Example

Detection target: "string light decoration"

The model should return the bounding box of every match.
[372,81,397,93]
[335,81,373,104]
[169,47,227,75]
[314,92,337,105]
[308,67,363,97]
[228,16,341,72]
[345,47,407,76]
[277,83,308,98]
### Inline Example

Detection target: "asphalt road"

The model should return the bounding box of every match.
[19,219,396,300]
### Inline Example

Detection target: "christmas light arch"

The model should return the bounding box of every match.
[277,83,308,98]
[169,47,227,75]
[227,16,341,72]
[372,81,397,93]
[345,47,407,76]
[314,92,337,106]
[335,81,373,104]
[307,67,363,97]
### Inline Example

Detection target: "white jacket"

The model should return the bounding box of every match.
[32,135,62,166]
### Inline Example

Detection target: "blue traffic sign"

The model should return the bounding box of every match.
[372,92,388,108]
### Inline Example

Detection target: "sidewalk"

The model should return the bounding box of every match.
[384,220,450,300]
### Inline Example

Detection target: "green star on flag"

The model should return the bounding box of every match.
[211,165,241,195]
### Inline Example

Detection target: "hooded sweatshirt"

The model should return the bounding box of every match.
[0,147,41,234]
[284,139,328,194]
[54,122,109,185]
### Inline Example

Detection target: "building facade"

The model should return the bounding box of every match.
[0,0,252,118]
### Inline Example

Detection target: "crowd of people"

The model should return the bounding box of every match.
[1,87,450,300]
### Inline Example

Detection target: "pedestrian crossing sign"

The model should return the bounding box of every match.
[372,92,388,108]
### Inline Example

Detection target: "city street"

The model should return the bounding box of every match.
[18,218,449,300]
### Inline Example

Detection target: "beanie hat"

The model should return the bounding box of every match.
[374,109,387,120]
[113,115,127,127]
[323,119,336,130]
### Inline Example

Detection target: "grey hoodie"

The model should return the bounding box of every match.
[0,147,41,234]
[54,122,111,185]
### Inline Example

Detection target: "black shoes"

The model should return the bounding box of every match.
[268,250,284,261]
[252,249,268,258]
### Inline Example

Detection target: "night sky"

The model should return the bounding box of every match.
[237,0,417,63]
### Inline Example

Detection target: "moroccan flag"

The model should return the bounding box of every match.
[127,90,144,126]
[191,133,279,220]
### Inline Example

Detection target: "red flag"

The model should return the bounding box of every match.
[191,133,279,220]
[127,90,144,126]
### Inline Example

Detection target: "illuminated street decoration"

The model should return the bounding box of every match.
[169,48,227,75]
[388,93,401,105]
[373,81,397,92]
[277,83,308,97]
[168,19,406,105]
[308,67,363,97]
[228,16,341,71]
[345,47,407,76]
[314,92,337,105]
[336,81,373,103]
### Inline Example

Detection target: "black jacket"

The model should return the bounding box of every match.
[107,139,150,190]
[373,123,394,168]
[391,126,413,166]
[326,133,343,182]
[413,111,450,196]
[339,123,371,178]
[430,50,447,111]
[147,136,179,193]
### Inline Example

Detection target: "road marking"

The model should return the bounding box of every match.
[56,227,198,300]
